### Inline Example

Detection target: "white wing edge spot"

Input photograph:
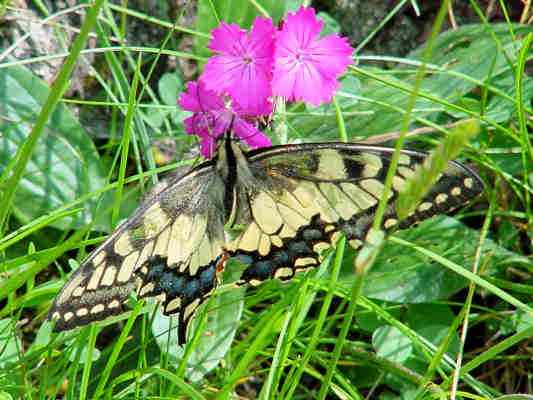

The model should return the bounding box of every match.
[91,304,105,314]
[76,308,88,317]
[451,187,462,196]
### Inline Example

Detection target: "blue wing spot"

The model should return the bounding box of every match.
[273,250,290,265]
[233,254,254,266]
[183,280,200,301]
[199,265,216,290]
[158,273,185,296]
[243,260,273,281]
[288,241,312,257]
[302,228,323,241]
[146,257,166,280]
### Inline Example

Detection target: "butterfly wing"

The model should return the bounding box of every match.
[48,162,227,344]
[227,143,483,285]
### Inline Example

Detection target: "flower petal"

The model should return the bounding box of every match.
[281,6,322,49]
[201,55,244,94]
[233,118,272,149]
[209,22,248,55]
[202,17,275,116]
[308,35,353,79]
[183,115,197,135]
[228,65,273,116]
[248,17,276,60]
[178,81,225,112]
[199,135,218,158]
[272,6,353,106]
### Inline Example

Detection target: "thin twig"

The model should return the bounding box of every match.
[486,0,496,19]
[355,121,461,144]
[450,190,494,399]
[520,0,532,23]
[448,1,458,29]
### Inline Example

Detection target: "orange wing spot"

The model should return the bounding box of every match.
[216,252,230,273]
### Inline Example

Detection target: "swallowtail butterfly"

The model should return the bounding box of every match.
[49,137,483,344]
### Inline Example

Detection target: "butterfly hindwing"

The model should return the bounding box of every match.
[227,144,483,286]
[49,163,227,343]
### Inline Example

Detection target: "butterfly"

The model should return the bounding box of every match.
[48,137,483,344]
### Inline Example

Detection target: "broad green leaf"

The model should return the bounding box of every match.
[195,0,286,60]
[356,302,401,332]
[486,76,533,123]
[288,75,362,142]
[141,105,167,129]
[28,319,53,352]
[142,72,184,130]
[0,65,106,230]
[340,216,520,303]
[372,325,412,363]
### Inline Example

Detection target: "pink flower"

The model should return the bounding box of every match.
[272,7,353,106]
[178,81,271,158]
[201,17,276,116]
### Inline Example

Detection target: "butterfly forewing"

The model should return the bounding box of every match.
[49,163,227,343]
[226,144,483,286]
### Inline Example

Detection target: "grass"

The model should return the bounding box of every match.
[0,0,532,399]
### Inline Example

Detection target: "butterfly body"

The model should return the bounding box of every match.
[49,140,483,344]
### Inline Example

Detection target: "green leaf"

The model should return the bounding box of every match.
[0,391,13,400]
[0,319,20,368]
[406,303,460,357]
[0,65,106,230]
[67,340,101,364]
[514,307,533,333]
[195,0,286,61]
[28,320,53,351]
[341,216,519,303]
[372,325,412,363]
[141,104,167,129]
[141,72,185,130]
[289,75,361,141]
[486,75,533,122]
[317,12,341,35]
[158,72,183,106]
[356,303,401,332]
[152,287,245,382]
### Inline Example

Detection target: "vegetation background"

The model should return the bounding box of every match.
[0,0,532,399]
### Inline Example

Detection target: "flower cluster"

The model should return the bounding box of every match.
[178,6,353,158]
